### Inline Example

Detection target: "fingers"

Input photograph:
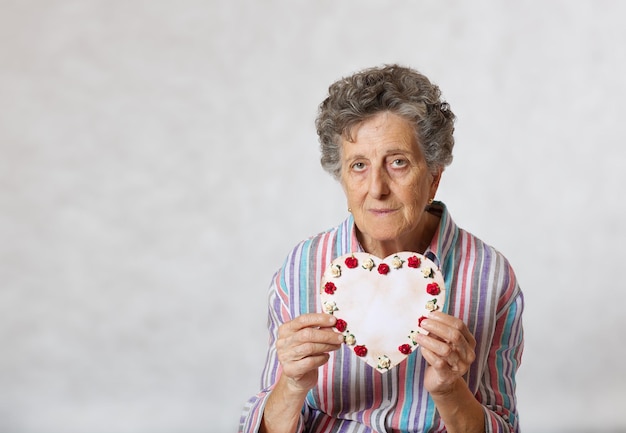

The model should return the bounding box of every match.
[422,311,476,348]
[282,313,338,333]
[276,313,344,384]
[277,326,343,361]
[417,312,476,375]
[278,314,343,354]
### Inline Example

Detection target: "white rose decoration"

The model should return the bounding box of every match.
[377,355,391,370]
[344,333,356,345]
[323,301,338,314]
[362,258,375,271]
[409,330,421,345]
[330,263,341,277]
[391,255,404,269]
[425,299,439,312]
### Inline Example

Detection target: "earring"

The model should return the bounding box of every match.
[428,198,434,205]
[348,207,352,213]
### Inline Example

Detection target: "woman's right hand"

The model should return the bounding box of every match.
[275,313,344,393]
[260,314,343,433]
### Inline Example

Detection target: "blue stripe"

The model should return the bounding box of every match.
[399,353,416,427]
[298,240,312,312]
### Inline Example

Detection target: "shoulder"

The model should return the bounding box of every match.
[281,216,354,268]
[438,204,516,280]
[455,227,522,310]
[269,218,353,315]
[458,227,512,265]
[273,217,353,287]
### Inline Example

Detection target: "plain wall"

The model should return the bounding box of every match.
[1,1,625,432]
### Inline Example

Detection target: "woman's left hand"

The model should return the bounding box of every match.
[415,311,477,395]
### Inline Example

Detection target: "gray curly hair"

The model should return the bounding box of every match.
[315,64,456,180]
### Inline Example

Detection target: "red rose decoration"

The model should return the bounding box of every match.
[426,282,441,295]
[335,319,347,332]
[354,345,368,357]
[418,315,428,328]
[324,281,337,295]
[345,256,358,268]
[407,255,421,268]
[398,344,412,354]
[377,263,390,275]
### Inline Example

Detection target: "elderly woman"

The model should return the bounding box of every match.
[239,65,524,433]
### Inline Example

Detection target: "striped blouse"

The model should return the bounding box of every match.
[239,202,524,432]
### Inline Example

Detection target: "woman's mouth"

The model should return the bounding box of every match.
[369,208,397,216]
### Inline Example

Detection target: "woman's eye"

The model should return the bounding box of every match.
[391,159,407,168]
[352,162,366,171]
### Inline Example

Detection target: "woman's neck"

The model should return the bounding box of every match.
[357,210,440,258]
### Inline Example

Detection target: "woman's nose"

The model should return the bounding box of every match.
[368,167,390,199]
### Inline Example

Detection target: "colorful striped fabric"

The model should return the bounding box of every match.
[239,202,524,432]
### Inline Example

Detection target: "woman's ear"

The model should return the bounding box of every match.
[430,168,443,199]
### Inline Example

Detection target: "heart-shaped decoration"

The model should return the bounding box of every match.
[320,251,446,373]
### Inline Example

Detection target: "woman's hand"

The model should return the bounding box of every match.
[275,313,344,393]
[415,311,477,395]
[261,314,342,433]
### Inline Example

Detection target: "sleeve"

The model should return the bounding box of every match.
[478,270,525,433]
[238,268,306,433]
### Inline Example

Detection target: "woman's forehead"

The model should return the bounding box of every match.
[341,113,421,157]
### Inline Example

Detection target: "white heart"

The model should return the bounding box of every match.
[320,251,446,373]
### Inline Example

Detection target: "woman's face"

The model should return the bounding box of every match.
[340,112,441,254]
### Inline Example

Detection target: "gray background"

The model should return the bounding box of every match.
[1,1,625,432]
